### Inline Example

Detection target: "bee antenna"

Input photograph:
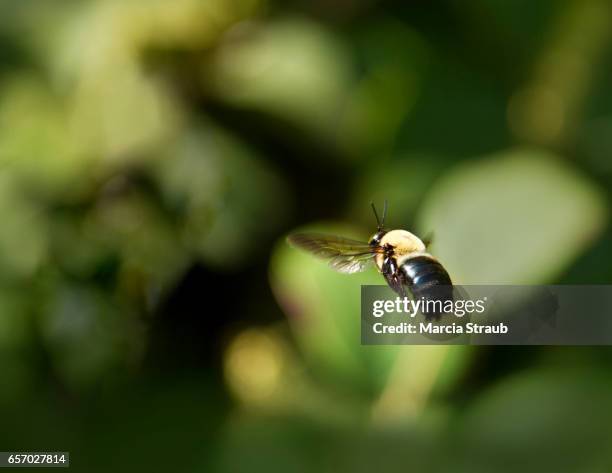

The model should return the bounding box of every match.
[371,201,384,230]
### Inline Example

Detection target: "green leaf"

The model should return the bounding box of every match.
[418,148,607,284]
[270,224,398,397]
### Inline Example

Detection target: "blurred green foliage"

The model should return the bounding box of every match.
[0,0,611,471]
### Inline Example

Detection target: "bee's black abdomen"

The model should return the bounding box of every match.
[400,255,453,318]
[401,255,451,287]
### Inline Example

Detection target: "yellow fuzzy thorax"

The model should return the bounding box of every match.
[374,229,427,271]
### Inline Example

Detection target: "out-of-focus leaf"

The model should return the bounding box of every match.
[36,0,266,175]
[270,224,397,397]
[210,18,352,146]
[50,0,263,77]
[507,0,611,147]
[69,61,180,165]
[84,182,190,305]
[153,125,290,270]
[418,149,607,283]
[0,77,90,197]
[0,174,47,280]
[449,370,612,473]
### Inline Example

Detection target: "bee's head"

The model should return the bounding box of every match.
[370,200,388,247]
[369,230,387,247]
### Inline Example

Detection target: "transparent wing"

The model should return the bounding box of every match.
[287,233,380,274]
[329,253,375,274]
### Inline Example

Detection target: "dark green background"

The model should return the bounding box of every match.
[0,0,611,471]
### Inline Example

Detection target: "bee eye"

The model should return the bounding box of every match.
[369,231,385,246]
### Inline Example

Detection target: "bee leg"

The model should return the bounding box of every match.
[382,256,407,297]
[385,272,406,298]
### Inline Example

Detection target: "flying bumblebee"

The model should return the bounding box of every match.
[287,202,453,318]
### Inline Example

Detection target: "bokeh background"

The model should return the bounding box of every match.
[1,0,612,471]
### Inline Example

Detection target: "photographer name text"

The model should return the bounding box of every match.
[370,296,508,335]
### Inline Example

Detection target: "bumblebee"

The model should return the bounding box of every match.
[287,202,453,318]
